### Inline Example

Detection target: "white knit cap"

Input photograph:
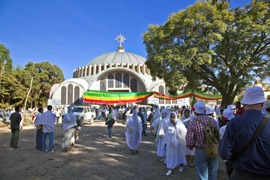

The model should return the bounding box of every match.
[227,104,236,110]
[223,108,235,120]
[206,106,214,115]
[241,86,266,105]
[194,101,205,114]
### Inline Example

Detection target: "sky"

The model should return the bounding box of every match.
[0,0,251,79]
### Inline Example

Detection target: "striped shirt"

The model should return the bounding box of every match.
[186,115,218,149]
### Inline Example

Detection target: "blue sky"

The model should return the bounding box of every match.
[0,0,251,79]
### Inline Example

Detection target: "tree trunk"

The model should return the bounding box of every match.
[221,91,236,108]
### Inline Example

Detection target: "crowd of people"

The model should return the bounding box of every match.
[6,86,270,179]
[122,86,270,179]
[7,105,76,153]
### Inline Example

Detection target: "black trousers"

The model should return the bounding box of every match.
[36,128,43,150]
[10,129,20,148]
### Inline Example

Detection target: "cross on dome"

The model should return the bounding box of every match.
[115,34,126,47]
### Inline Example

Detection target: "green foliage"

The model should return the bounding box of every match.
[0,44,13,75]
[15,61,65,108]
[0,44,25,108]
[0,72,27,108]
[0,44,65,108]
[143,1,270,106]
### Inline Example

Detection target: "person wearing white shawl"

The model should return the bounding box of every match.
[156,108,171,162]
[125,105,143,155]
[165,112,187,176]
[150,106,162,137]
[181,109,193,128]
[181,109,195,167]
[62,106,77,152]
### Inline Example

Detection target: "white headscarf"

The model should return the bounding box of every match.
[151,106,162,132]
[125,106,143,150]
[173,111,187,148]
[155,109,171,140]
[181,109,190,120]
[153,106,162,121]
[161,108,171,123]
[126,106,140,130]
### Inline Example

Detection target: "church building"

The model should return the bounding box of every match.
[49,34,189,107]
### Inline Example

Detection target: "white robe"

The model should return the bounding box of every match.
[155,119,168,157]
[150,107,162,135]
[165,121,187,169]
[156,109,170,158]
[219,124,227,140]
[125,112,143,150]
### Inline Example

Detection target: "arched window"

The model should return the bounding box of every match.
[100,78,106,91]
[131,78,137,92]
[68,84,73,105]
[115,73,122,88]
[108,74,114,88]
[159,85,164,104]
[123,74,129,87]
[74,86,80,105]
[61,86,67,105]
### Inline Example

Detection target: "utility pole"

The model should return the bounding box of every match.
[21,76,33,129]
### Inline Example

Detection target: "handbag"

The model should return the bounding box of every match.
[226,117,269,177]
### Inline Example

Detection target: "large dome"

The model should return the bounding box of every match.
[87,51,146,65]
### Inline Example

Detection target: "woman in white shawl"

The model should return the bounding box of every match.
[150,106,162,136]
[156,108,171,162]
[181,109,195,167]
[165,112,187,176]
[62,106,77,152]
[125,105,143,155]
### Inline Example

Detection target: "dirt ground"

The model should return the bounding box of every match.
[0,119,228,180]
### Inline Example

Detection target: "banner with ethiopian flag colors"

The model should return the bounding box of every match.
[171,90,222,100]
[193,90,222,100]
[83,90,153,105]
[83,89,222,105]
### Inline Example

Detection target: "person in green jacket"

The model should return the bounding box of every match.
[105,108,115,138]
[10,106,22,148]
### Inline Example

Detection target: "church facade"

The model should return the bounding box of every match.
[49,35,189,107]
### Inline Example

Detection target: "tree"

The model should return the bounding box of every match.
[16,62,65,108]
[0,44,12,75]
[143,1,270,107]
[0,44,65,108]
[0,45,27,108]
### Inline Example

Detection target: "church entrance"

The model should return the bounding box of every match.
[108,89,130,92]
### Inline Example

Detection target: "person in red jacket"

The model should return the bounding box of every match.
[235,101,245,116]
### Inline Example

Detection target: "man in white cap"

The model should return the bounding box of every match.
[219,86,270,179]
[206,106,218,125]
[186,101,219,180]
[227,104,237,114]
[219,108,234,139]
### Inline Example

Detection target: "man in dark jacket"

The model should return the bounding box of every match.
[138,107,147,136]
[219,86,270,179]
[10,106,22,148]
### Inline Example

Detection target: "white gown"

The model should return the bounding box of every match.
[150,107,162,135]
[165,121,187,169]
[156,109,170,158]
[125,110,143,150]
